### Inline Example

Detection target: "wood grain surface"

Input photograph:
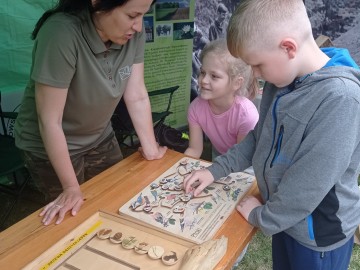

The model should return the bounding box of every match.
[0,150,258,269]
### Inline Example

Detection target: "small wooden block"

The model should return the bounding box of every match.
[315,35,333,48]
[122,236,138,249]
[109,232,123,244]
[134,242,150,254]
[161,251,179,266]
[148,245,165,259]
[96,228,112,240]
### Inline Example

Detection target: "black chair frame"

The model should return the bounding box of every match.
[111,85,179,148]
[0,92,30,229]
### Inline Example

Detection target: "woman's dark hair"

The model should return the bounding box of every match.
[31,0,131,39]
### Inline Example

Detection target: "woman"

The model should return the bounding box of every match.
[14,0,166,226]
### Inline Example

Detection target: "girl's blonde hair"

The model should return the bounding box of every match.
[199,38,258,100]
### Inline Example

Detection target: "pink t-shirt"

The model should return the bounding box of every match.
[188,96,259,154]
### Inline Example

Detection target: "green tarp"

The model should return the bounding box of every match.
[0,1,52,93]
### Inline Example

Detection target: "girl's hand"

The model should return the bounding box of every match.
[39,186,84,225]
[183,169,214,196]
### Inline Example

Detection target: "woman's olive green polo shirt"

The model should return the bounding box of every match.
[15,10,145,159]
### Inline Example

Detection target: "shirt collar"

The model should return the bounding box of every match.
[80,9,122,54]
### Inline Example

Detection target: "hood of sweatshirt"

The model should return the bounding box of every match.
[321,47,359,69]
[293,47,360,93]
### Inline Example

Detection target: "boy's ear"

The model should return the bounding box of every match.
[280,38,297,59]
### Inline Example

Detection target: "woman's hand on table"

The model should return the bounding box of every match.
[138,144,167,160]
[39,186,84,225]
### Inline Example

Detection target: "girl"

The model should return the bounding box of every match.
[185,38,259,160]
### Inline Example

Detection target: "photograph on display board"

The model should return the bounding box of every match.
[156,24,173,38]
[193,0,360,62]
[155,0,191,21]
[191,0,360,101]
[144,16,155,43]
[173,22,194,40]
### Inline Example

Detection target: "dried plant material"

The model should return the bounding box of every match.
[179,236,228,270]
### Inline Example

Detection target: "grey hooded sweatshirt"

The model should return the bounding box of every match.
[208,48,360,251]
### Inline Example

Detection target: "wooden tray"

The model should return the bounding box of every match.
[119,157,255,244]
[24,211,194,270]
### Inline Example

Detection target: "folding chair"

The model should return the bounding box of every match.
[0,92,30,229]
[111,86,179,148]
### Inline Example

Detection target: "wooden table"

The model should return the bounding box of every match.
[0,150,258,269]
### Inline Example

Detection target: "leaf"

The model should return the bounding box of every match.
[169,218,176,225]
[204,202,212,209]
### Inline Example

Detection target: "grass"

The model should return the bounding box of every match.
[233,231,360,270]
[234,232,272,270]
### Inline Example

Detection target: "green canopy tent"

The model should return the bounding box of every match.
[0,1,52,94]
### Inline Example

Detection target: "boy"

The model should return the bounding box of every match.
[184,0,360,269]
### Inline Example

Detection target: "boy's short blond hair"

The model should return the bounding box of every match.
[227,0,312,57]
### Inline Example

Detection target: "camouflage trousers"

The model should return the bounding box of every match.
[22,132,123,202]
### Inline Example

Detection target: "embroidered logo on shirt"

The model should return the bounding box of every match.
[119,65,132,80]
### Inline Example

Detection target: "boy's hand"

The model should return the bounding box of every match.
[236,195,262,221]
[183,169,214,196]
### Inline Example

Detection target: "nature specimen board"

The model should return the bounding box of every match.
[119,157,255,244]
[24,211,194,270]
